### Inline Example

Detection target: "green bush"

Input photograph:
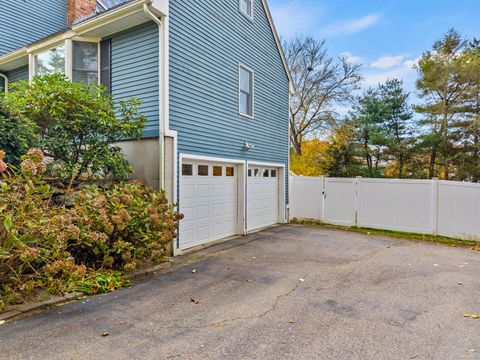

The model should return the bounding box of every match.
[1,74,147,183]
[0,105,39,167]
[0,149,181,304]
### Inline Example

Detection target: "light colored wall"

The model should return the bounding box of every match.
[117,138,160,190]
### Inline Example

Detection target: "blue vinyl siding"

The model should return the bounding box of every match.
[169,0,290,197]
[0,0,66,56]
[6,66,29,84]
[110,21,160,138]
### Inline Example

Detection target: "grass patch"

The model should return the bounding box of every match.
[291,218,480,250]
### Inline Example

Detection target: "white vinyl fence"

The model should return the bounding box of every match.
[289,175,480,241]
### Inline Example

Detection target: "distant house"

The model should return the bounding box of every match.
[0,0,293,254]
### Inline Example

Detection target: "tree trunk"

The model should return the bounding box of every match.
[429,146,437,179]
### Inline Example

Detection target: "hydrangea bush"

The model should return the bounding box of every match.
[0,149,182,307]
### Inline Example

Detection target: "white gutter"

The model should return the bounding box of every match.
[0,73,8,93]
[143,3,167,191]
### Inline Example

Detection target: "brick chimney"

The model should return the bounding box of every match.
[67,0,97,26]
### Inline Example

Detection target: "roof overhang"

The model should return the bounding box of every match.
[0,0,167,72]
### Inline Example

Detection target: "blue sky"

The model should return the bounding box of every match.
[269,0,480,96]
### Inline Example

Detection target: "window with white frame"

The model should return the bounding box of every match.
[239,65,254,117]
[35,45,66,75]
[32,39,110,88]
[240,0,253,19]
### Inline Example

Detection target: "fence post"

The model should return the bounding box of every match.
[355,176,362,227]
[432,177,439,235]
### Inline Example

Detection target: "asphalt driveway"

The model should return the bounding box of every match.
[1,224,480,360]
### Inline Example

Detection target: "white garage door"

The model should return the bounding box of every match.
[247,166,279,231]
[179,161,238,250]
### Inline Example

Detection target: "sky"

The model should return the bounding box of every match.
[268,0,480,101]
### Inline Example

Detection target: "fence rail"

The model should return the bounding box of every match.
[289,175,480,241]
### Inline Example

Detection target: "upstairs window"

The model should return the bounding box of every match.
[239,65,254,118]
[240,0,253,19]
[73,41,98,84]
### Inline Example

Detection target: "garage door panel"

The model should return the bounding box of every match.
[247,166,280,231]
[180,161,239,250]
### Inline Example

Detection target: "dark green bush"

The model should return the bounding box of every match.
[1,74,147,183]
[0,105,38,166]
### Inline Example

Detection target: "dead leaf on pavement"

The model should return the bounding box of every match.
[389,320,401,326]
[190,298,200,304]
[100,332,109,337]
[288,321,294,324]
[191,269,197,273]
[299,278,305,282]
[464,314,480,319]
[211,321,229,328]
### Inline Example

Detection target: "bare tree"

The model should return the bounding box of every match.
[285,36,362,155]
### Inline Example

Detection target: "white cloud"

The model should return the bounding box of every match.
[340,52,364,65]
[370,55,407,69]
[322,13,382,36]
[403,57,420,69]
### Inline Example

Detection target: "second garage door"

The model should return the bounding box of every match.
[179,161,238,250]
[247,166,279,231]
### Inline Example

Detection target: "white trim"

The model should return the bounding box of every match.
[180,153,245,164]
[0,73,8,92]
[65,39,73,80]
[96,0,109,11]
[239,0,254,20]
[238,63,255,119]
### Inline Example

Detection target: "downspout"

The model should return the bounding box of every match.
[0,73,8,93]
[143,3,166,191]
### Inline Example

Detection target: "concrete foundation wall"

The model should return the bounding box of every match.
[117,138,160,190]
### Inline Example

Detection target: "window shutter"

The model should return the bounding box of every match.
[100,39,111,93]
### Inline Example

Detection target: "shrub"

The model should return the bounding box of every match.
[0,105,39,166]
[1,74,147,183]
[0,149,181,305]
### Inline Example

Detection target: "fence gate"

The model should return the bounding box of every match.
[323,177,357,226]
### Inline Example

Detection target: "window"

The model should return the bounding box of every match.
[239,65,254,117]
[248,169,252,177]
[35,45,66,75]
[100,39,111,92]
[240,0,253,19]
[182,164,193,176]
[73,41,98,84]
[0,76,6,93]
[198,165,209,176]
[263,169,269,177]
[32,40,106,86]
[226,167,235,177]
[254,168,260,177]
[213,166,223,176]
[271,169,277,178]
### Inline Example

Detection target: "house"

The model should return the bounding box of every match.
[0,0,293,254]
